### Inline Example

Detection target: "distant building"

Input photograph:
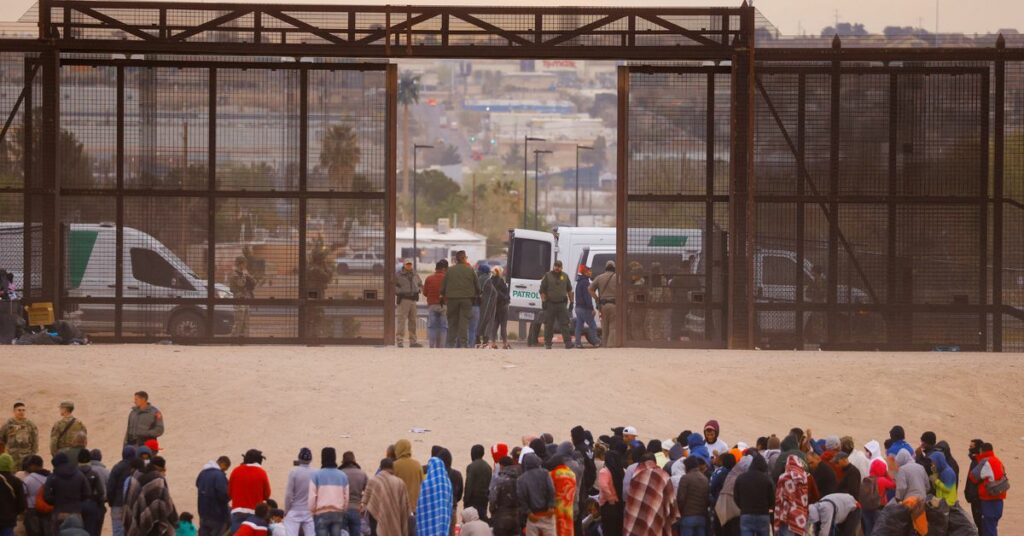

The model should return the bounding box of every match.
[396,220,487,266]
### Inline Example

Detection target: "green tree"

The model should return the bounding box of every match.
[408,169,466,225]
[398,71,420,198]
[582,135,608,174]
[320,124,361,191]
[426,142,462,167]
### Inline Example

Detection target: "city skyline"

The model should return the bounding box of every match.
[0,0,1021,38]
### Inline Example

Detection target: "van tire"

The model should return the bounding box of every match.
[168,310,204,339]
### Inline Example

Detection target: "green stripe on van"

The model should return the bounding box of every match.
[68,230,98,289]
[648,235,688,247]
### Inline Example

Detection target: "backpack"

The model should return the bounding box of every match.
[860,476,882,511]
[35,488,54,513]
[84,469,105,505]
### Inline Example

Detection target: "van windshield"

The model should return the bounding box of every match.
[510,238,551,280]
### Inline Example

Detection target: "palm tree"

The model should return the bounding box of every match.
[398,71,420,198]
[320,124,360,192]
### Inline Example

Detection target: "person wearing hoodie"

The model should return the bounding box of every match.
[596,450,623,536]
[283,448,316,536]
[108,447,137,536]
[675,456,709,536]
[761,435,781,472]
[75,449,106,536]
[232,503,268,536]
[516,453,556,536]
[934,440,960,485]
[928,451,957,507]
[0,453,26,536]
[686,433,711,468]
[416,457,454,536]
[774,455,809,536]
[771,435,807,483]
[864,440,885,468]
[463,445,491,525]
[861,459,895,536]
[573,266,600,348]
[969,442,1007,536]
[885,426,913,458]
[362,458,410,536]
[542,444,578,536]
[489,457,522,536]
[392,440,423,518]
[807,493,859,536]
[19,455,51,536]
[840,437,870,483]
[308,448,349,536]
[702,421,728,459]
[459,507,492,536]
[58,516,89,536]
[195,456,230,536]
[339,452,366,536]
[123,457,178,536]
[228,450,271,535]
[733,454,774,536]
[570,426,597,498]
[44,452,90,534]
[893,450,928,502]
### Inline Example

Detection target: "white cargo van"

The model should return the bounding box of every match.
[0,222,233,337]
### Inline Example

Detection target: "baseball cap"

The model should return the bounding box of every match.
[623,426,638,436]
[59,401,74,411]
[297,447,313,463]
[553,260,563,268]
[403,259,413,265]
[145,439,160,454]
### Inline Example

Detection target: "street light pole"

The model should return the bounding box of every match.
[412,144,434,271]
[533,149,552,230]
[523,136,545,228]
[575,144,593,227]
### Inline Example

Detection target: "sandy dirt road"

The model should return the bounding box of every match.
[4,346,1022,530]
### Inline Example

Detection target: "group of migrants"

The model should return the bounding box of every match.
[396,253,618,350]
[0,393,1009,536]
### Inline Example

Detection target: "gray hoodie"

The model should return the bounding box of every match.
[516,453,555,516]
[460,507,493,536]
[894,450,929,501]
[284,463,317,513]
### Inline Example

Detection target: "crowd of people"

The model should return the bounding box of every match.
[398,253,614,350]
[0,395,1010,536]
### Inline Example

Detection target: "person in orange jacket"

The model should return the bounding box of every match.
[969,442,1007,536]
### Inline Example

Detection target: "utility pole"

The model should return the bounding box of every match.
[412,144,434,271]
[471,173,477,228]
[523,136,545,227]
[533,149,552,230]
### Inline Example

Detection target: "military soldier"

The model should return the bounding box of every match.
[0,401,38,467]
[627,261,648,343]
[228,256,257,337]
[306,238,336,338]
[805,264,828,344]
[645,262,669,342]
[589,260,619,348]
[124,391,164,447]
[539,260,574,350]
[50,400,86,457]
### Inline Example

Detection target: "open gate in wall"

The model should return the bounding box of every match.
[2,0,1023,348]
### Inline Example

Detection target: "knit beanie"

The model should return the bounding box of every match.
[0,453,13,472]
[321,447,338,469]
[491,442,509,463]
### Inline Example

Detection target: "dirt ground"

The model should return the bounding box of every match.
[4,345,1022,530]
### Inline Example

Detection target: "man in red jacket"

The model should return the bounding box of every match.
[233,502,269,536]
[228,450,271,535]
[969,442,1007,536]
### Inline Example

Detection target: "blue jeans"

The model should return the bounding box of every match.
[468,305,481,345]
[427,307,447,348]
[340,509,360,536]
[981,500,1003,536]
[739,514,771,536]
[1,525,14,536]
[574,307,600,346]
[861,509,878,536]
[776,527,798,536]
[229,513,249,535]
[679,515,707,536]
[314,512,346,536]
[110,507,124,536]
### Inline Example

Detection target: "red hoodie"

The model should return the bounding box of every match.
[971,450,1007,501]
[870,459,896,506]
[228,464,272,514]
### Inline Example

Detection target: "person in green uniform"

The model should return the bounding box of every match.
[50,401,86,457]
[441,251,481,348]
[539,260,574,350]
[0,402,38,467]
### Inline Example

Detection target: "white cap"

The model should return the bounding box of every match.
[518,446,535,464]
[623,426,638,436]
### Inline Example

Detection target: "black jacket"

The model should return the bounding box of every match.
[733,456,774,516]
[44,461,91,515]
[0,472,26,528]
[107,459,135,507]
[464,459,492,510]
[812,462,838,498]
[838,464,862,499]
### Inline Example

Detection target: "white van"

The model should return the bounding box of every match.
[0,222,233,337]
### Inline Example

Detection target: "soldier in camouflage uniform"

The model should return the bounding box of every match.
[0,401,38,467]
[626,261,648,343]
[305,238,335,338]
[49,400,86,457]
[644,262,669,342]
[228,256,257,337]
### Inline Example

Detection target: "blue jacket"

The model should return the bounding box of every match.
[575,275,594,311]
[196,462,230,522]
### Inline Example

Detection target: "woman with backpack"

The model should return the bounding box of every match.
[860,459,895,536]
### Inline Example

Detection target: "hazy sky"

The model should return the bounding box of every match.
[1,0,1019,37]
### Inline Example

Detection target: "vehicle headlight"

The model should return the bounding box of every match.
[217,289,232,299]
